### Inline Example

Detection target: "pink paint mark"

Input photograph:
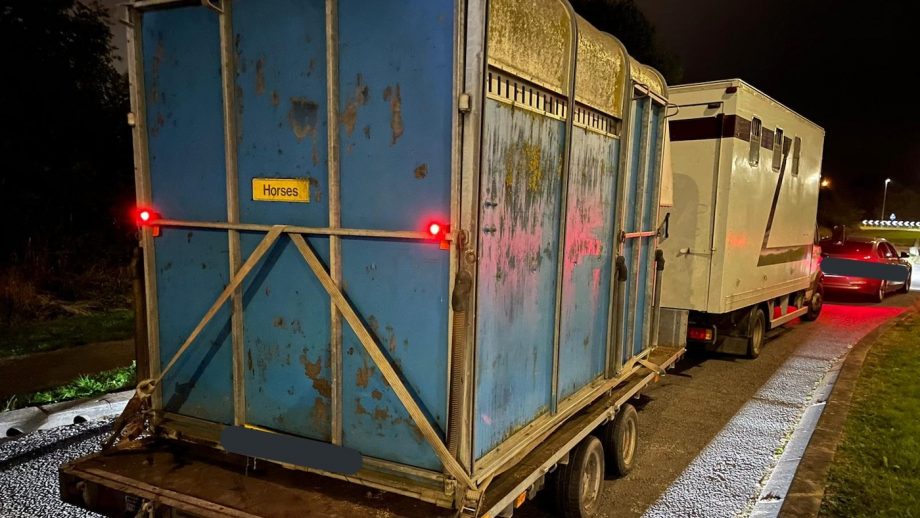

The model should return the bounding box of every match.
[481,414,492,426]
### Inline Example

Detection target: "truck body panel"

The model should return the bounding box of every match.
[662,80,824,317]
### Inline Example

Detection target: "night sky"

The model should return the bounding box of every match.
[638,0,920,215]
[99,1,920,217]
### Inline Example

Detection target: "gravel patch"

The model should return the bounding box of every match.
[0,418,113,518]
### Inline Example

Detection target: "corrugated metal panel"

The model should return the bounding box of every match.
[557,130,619,399]
[487,0,573,94]
[574,15,626,118]
[143,6,233,424]
[474,100,564,460]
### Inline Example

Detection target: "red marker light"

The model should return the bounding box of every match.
[133,207,162,236]
[429,223,441,236]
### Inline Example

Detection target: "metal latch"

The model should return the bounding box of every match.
[458,93,472,114]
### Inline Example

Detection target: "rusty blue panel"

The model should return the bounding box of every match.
[337,0,453,231]
[229,0,334,440]
[340,239,448,470]
[557,130,620,400]
[332,0,453,470]
[621,98,647,365]
[239,234,331,439]
[143,7,233,424]
[633,104,663,356]
[474,101,564,460]
[233,0,328,227]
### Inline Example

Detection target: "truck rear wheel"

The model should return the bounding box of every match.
[747,308,766,359]
[801,289,823,321]
[601,403,638,476]
[553,435,605,518]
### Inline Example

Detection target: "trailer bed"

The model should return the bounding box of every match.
[61,346,683,518]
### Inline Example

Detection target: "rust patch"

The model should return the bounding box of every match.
[308,177,322,202]
[299,352,331,398]
[312,397,329,422]
[373,407,390,421]
[367,315,380,337]
[247,349,254,374]
[341,74,369,136]
[382,84,404,145]
[385,326,397,353]
[290,319,303,335]
[371,390,383,400]
[271,90,280,107]
[363,125,371,139]
[356,358,373,389]
[413,163,428,179]
[273,317,285,328]
[307,58,316,77]
[355,398,369,416]
[288,97,318,141]
[255,57,266,95]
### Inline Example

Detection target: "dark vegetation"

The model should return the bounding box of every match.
[0,1,135,334]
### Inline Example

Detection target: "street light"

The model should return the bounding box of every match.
[820,178,831,188]
[881,178,892,220]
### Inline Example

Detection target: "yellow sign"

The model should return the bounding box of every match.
[252,178,310,203]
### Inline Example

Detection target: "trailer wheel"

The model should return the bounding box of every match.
[747,308,766,359]
[801,289,823,321]
[553,435,605,518]
[601,403,639,476]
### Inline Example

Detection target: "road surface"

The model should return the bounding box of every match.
[0,283,917,517]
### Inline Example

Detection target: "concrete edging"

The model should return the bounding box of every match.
[750,309,915,517]
[0,390,132,438]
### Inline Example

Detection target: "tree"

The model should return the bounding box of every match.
[0,0,133,273]
[570,0,682,84]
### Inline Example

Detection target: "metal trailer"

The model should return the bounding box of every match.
[657,79,825,358]
[60,1,683,516]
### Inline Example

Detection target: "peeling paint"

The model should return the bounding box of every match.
[382,84,404,145]
[356,357,373,389]
[312,397,328,423]
[414,163,428,179]
[341,74,368,136]
[371,390,383,400]
[271,90,280,107]
[299,352,331,398]
[255,57,266,95]
[288,97,318,141]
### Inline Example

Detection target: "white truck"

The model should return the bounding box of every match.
[657,79,825,357]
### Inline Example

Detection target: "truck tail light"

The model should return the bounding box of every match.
[687,326,714,342]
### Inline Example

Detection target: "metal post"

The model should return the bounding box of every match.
[550,2,579,415]
[217,0,245,427]
[325,0,343,446]
[881,178,891,220]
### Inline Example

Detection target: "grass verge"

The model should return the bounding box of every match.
[820,312,920,516]
[0,308,134,359]
[2,362,136,412]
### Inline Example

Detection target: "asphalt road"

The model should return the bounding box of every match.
[0,271,916,518]
[520,282,920,517]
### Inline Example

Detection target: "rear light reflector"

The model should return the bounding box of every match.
[688,326,714,342]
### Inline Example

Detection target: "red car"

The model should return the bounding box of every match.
[819,237,913,301]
